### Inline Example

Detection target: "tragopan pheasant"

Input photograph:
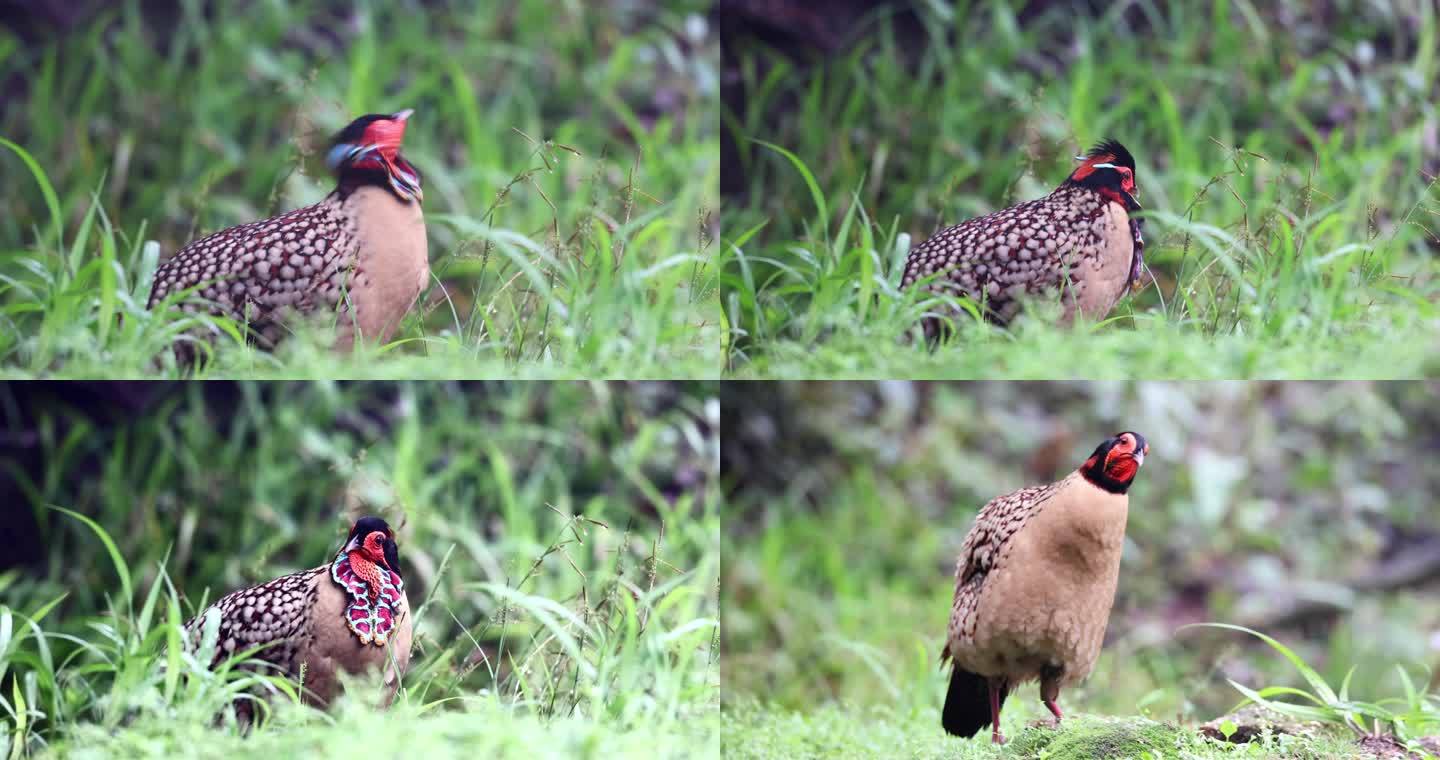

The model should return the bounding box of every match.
[184,516,413,720]
[941,431,1148,744]
[902,140,1146,334]
[148,111,429,353]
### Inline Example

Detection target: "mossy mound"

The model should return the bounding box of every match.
[1199,704,1330,743]
[1007,715,1184,759]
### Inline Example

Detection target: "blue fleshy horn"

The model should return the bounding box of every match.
[326,143,376,171]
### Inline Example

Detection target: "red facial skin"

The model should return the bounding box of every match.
[1068,154,1138,208]
[347,530,393,597]
[361,117,408,161]
[343,114,421,201]
[1113,166,1136,195]
[348,117,409,177]
[1100,433,1148,484]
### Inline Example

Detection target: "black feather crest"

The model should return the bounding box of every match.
[1085,138,1135,170]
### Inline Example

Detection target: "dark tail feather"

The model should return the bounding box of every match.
[942,667,1005,738]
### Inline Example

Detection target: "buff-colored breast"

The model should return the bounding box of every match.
[1063,201,1134,322]
[335,185,429,349]
[303,569,413,707]
[952,474,1128,687]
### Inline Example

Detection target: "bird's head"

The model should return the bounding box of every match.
[1064,139,1139,212]
[1079,431,1149,494]
[341,515,402,579]
[326,110,423,204]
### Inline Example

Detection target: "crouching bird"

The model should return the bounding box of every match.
[148,110,429,354]
[902,140,1146,336]
[941,432,1148,744]
[184,516,413,721]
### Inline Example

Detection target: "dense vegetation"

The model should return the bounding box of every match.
[0,1,719,378]
[721,1,1439,378]
[0,381,720,758]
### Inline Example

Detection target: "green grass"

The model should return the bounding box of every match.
[720,381,1440,756]
[1189,624,1440,745]
[720,1,1440,378]
[56,697,720,760]
[722,704,1367,759]
[0,382,720,758]
[0,0,719,378]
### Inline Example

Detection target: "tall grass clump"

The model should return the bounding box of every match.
[1,381,720,758]
[1190,623,1440,751]
[721,1,1439,378]
[0,0,719,378]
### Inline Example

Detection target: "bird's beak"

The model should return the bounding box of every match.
[343,534,362,554]
[1135,445,1149,467]
[392,108,414,122]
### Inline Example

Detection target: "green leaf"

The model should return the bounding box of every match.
[1228,680,1335,723]
[1185,623,1340,703]
[164,580,182,703]
[0,136,63,253]
[9,675,24,752]
[753,140,828,234]
[47,505,132,612]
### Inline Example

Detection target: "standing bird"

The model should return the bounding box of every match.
[184,516,413,721]
[901,140,1146,334]
[148,111,429,354]
[941,432,1148,744]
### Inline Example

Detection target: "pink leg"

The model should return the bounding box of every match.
[1039,666,1064,728]
[1044,698,1063,724]
[989,681,1007,744]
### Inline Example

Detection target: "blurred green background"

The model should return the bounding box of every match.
[0,0,719,377]
[721,381,1440,749]
[719,0,1440,378]
[0,380,720,757]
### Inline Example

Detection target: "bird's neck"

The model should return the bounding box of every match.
[330,550,404,646]
[346,549,387,598]
[1049,473,1131,563]
[1079,463,1135,494]
[1058,181,1139,214]
[334,167,411,203]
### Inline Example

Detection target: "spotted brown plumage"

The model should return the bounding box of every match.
[941,432,1149,744]
[148,110,429,354]
[184,516,413,721]
[902,140,1146,333]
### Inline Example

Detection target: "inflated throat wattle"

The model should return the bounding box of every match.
[330,551,404,646]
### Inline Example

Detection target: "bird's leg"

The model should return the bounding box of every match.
[1040,666,1064,728]
[1044,698,1063,723]
[988,679,1007,745]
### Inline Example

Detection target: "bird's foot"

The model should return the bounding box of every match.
[990,731,1008,745]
